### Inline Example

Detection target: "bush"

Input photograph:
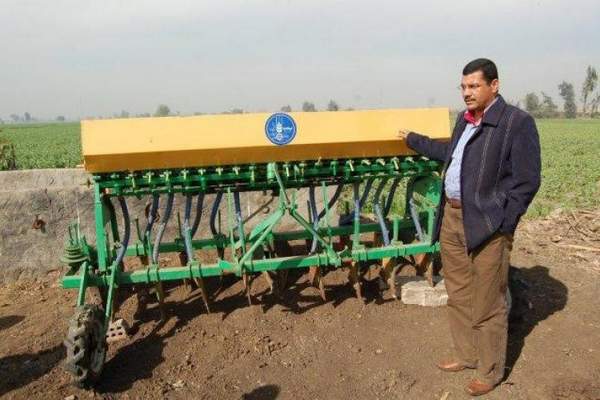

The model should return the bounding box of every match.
[0,137,17,170]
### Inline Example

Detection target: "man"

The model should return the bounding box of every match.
[398,58,541,396]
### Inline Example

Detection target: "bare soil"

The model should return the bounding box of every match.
[1,211,600,400]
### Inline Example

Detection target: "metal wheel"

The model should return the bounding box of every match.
[64,304,106,388]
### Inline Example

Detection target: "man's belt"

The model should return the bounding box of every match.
[445,196,462,209]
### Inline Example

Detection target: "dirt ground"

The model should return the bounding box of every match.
[1,211,600,400]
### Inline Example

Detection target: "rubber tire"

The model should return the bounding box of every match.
[63,304,106,388]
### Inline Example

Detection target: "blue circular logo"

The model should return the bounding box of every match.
[265,113,297,146]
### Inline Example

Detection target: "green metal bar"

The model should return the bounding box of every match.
[123,218,422,257]
[76,262,89,306]
[93,184,109,271]
[236,208,285,273]
[62,241,440,289]
[270,163,290,206]
[103,263,119,326]
[226,188,238,264]
[352,183,361,248]
[289,207,340,265]
[321,181,333,244]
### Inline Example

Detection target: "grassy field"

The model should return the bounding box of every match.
[0,119,598,216]
[529,119,600,217]
[0,122,81,169]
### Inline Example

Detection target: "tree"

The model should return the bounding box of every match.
[56,116,65,122]
[119,110,130,118]
[302,101,316,112]
[327,100,339,111]
[506,99,521,108]
[280,105,292,112]
[524,93,540,116]
[581,66,598,116]
[24,112,31,122]
[558,81,577,118]
[10,114,20,123]
[539,92,558,118]
[590,93,600,117]
[154,104,171,117]
[230,108,244,114]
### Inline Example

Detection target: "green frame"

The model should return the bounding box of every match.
[61,156,442,330]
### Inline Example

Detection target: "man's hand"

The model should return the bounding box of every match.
[397,129,410,140]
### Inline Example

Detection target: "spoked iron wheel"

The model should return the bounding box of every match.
[63,304,107,388]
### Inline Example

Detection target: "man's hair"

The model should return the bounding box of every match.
[462,58,498,84]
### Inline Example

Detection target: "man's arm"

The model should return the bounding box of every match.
[404,131,450,162]
[500,114,542,234]
[398,112,460,162]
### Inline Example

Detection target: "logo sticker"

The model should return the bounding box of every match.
[265,113,297,146]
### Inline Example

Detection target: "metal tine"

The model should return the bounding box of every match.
[372,178,398,299]
[151,192,174,321]
[108,196,131,318]
[136,193,160,319]
[191,192,210,311]
[304,182,344,301]
[181,192,211,313]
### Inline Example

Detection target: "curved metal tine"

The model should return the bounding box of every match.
[182,193,211,312]
[136,193,159,319]
[372,178,397,299]
[151,192,174,321]
[107,196,131,318]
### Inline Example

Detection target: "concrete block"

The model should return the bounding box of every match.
[400,277,448,307]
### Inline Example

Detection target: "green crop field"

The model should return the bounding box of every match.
[529,119,600,217]
[0,122,81,169]
[0,119,598,217]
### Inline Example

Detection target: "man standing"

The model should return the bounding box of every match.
[398,58,541,396]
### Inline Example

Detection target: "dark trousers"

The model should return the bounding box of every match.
[440,203,513,385]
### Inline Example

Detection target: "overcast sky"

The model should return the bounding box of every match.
[2,0,599,120]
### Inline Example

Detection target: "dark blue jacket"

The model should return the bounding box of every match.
[407,95,541,252]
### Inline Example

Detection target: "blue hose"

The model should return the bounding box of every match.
[114,196,131,266]
[210,192,223,236]
[144,193,160,242]
[191,193,205,237]
[182,194,194,262]
[152,192,174,264]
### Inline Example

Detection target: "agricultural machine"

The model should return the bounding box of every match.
[61,108,450,386]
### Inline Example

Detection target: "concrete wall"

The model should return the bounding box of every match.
[0,169,340,282]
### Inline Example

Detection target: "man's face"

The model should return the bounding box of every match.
[460,71,499,112]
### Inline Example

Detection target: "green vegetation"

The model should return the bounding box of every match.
[0,119,598,217]
[0,122,80,169]
[528,118,600,217]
